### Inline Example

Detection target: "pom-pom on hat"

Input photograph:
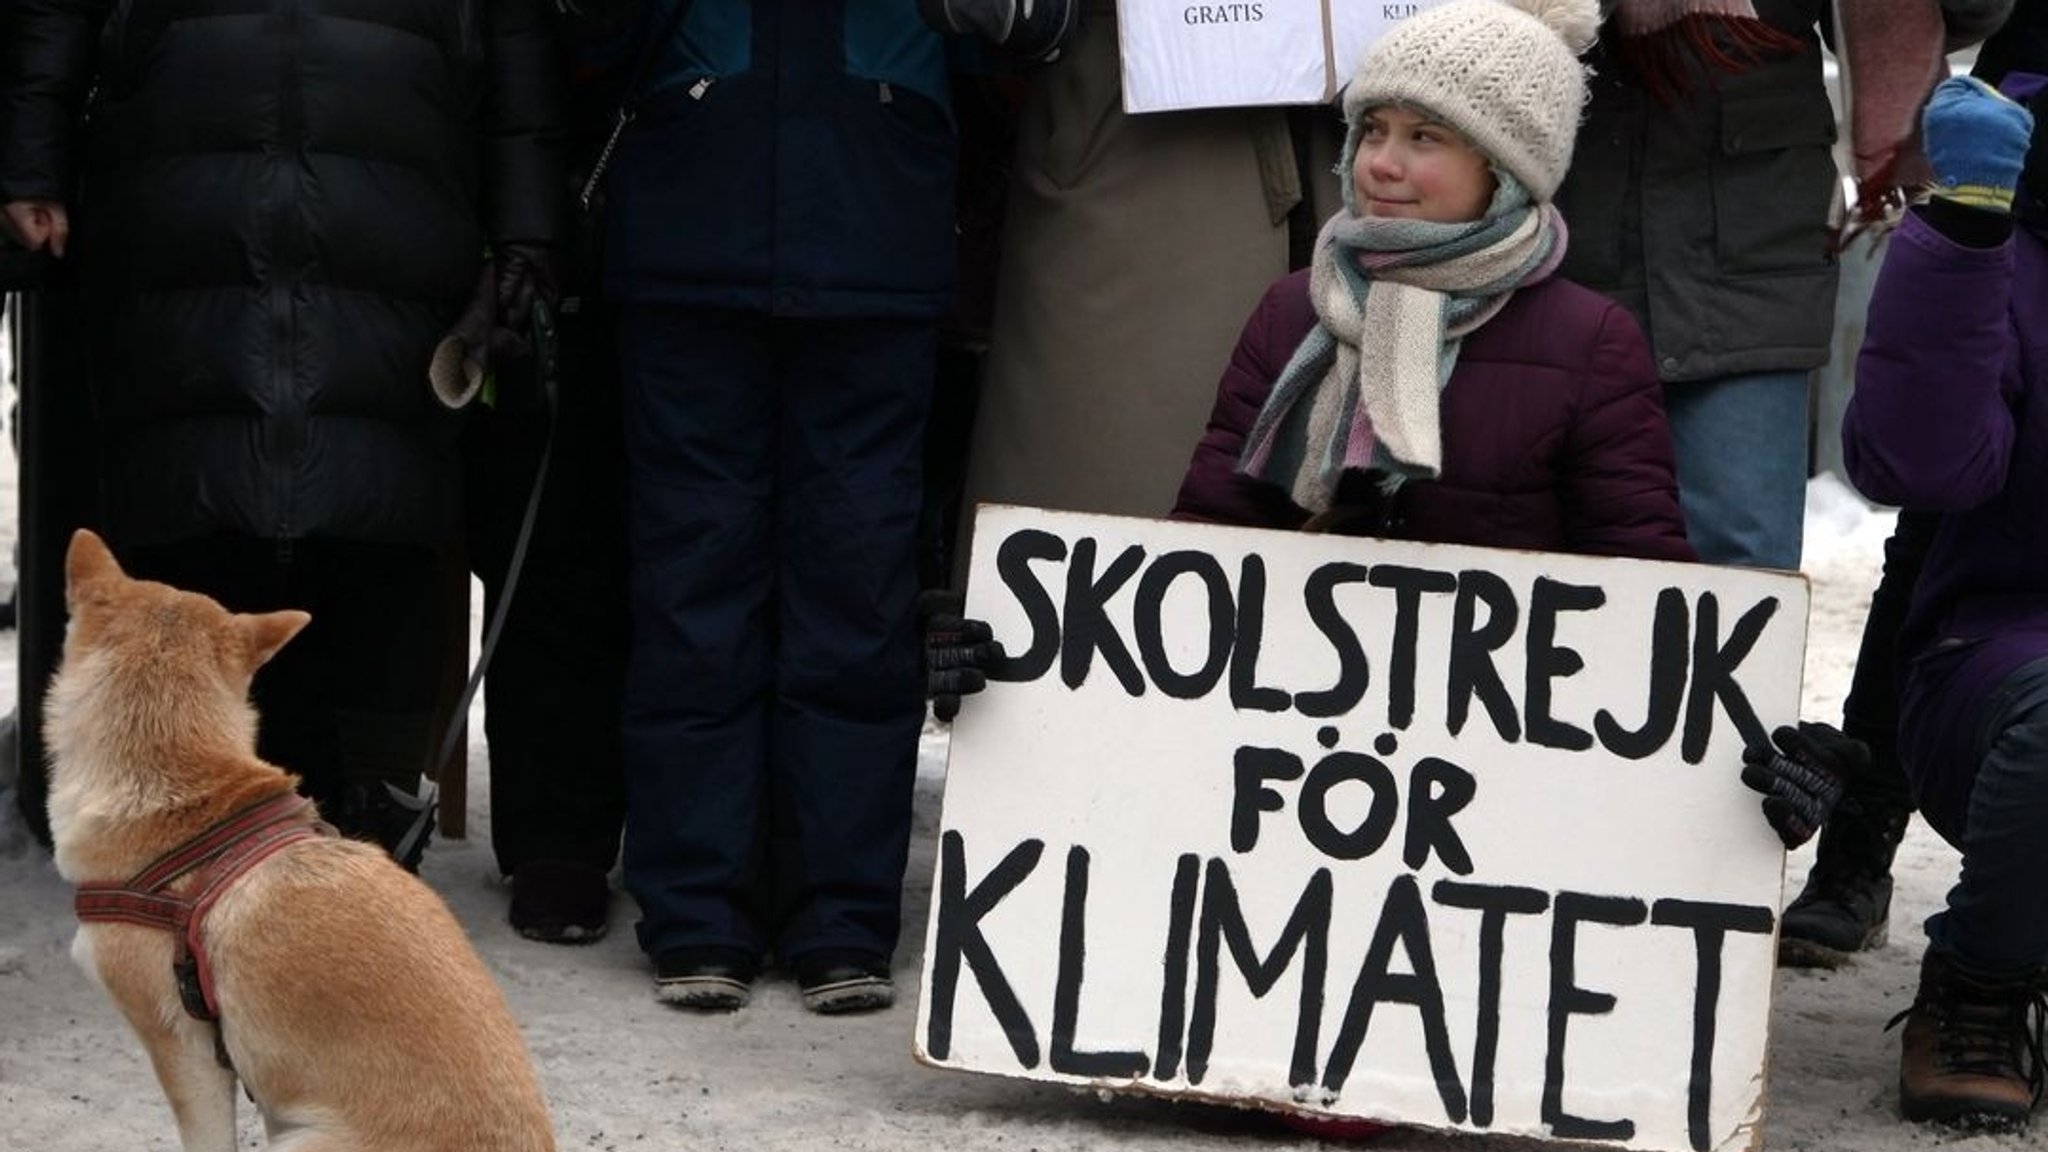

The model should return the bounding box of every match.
[1341,0,1600,202]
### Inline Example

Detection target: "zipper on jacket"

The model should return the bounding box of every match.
[268,0,307,543]
[689,76,714,100]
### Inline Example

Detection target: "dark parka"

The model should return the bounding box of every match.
[0,0,564,548]
[1555,0,1838,383]
[1843,196,2048,843]
[1172,269,1696,564]
[601,0,955,317]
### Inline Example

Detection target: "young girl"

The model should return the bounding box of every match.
[1171,0,1693,567]
[1155,0,1688,1138]
[930,0,1695,1139]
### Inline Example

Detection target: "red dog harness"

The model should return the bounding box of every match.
[74,792,330,1024]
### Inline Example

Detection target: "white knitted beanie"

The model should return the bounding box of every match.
[1341,0,1600,202]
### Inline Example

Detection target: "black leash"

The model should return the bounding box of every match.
[390,298,561,868]
[395,0,698,859]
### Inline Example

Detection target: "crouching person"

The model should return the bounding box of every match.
[1838,72,2048,1131]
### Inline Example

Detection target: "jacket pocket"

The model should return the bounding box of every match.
[810,78,957,302]
[1711,87,1838,276]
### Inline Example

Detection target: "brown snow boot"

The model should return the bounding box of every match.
[1891,949,2047,1131]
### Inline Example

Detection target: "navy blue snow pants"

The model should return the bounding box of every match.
[1921,656,2048,975]
[616,303,931,966]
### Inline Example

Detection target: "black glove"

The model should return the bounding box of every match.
[1740,722,1872,850]
[918,0,1079,66]
[427,245,560,409]
[495,242,558,333]
[921,588,1004,721]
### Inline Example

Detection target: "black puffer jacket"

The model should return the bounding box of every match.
[0,0,563,548]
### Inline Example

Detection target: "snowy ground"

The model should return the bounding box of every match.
[0,440,2035,1151]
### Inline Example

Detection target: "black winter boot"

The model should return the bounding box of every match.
[327,709,437,871]
[509,859,611,944]
[1779,748,1912,968]
[327,780,436,873]
[1890,949,2047,1131]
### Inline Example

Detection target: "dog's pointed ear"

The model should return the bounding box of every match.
[241,610,311,671]
[64,529,126,602]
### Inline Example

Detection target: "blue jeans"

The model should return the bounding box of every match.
[1663,370,1809,570]
[1925,657,2048,976]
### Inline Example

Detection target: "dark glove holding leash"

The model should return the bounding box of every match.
[428,244,559,410]
[1740,722,1872,850]
[921,589,1004,721]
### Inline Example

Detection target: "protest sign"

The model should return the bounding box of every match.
[1118,1,1456,113]
[915,506,1808,1152]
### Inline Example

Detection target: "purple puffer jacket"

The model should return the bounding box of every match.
[1171,269,1695,563]
[1843,208,2048,841]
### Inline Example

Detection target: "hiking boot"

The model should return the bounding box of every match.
[792,949,894,1015]
[1778,786,1910,969]
[1780,870,1893,967]
[655,946,759,1012]
[1890,949,2048,1131]
[508,859,611,944]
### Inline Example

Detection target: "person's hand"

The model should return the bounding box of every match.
[917,0,1078,66]
[430,245,562,407]
[1740,722,1871,850]
[921,588,1004,721]
[3,200,70,257]
[1922,75,2035,213]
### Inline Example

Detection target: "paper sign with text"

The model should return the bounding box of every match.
[1119,0,1457,113]
[914,506,1806,1152]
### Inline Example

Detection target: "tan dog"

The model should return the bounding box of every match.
[45,529,555,1152]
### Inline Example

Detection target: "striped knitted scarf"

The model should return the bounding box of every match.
[1238,175,1565,515]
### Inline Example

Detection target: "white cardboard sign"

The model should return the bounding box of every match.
[1118,0,1459,113]
[915,506,1807,1152]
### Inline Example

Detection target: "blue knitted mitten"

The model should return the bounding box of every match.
[1923,75,2035,213]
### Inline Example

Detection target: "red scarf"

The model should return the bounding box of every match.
[1608,1,1805,103]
